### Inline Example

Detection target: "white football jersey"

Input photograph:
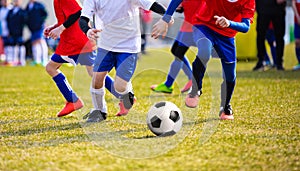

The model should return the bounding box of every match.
[82,0,155,53]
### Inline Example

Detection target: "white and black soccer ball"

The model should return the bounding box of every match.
[146,101,183,136]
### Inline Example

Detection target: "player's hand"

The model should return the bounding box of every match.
[49,25,65,40]
[151,18,170,39]
[214,15,230,28]
[44,24,56,38]
[87,28,102,41]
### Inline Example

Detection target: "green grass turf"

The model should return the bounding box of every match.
[0,43,299,171]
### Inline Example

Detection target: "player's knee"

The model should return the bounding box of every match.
[114,76,129,93]
[197,38,212,62]
[114,83,126,93]
[171,41,188,60]
[91,72,106,89]
[45,62,55,75]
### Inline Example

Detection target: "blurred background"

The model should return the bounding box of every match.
[13,0,296,59]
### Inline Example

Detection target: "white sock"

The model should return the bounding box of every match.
[32,44,42,64]
[90,87,107,113]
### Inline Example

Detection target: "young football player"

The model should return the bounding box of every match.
[45,0,122,117]
[150,0,202,94]
[79,0,169,122]
[152,0,255,120]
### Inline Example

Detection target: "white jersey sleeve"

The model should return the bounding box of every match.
[133,0,155,10]
[81,0,96,20]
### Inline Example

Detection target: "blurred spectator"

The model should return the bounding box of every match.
[292,0,300,71]
[264,22,277,68]
[253,0,286,71]
[25,0,48,66]
[140,8,152,54]
[6,0,26,66]
[0,0,12,64]
[0,15,3,61]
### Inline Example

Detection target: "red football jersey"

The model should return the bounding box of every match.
[180,0,203,32]
[193,0,255,37]
[53,0,95,56]
[295,0,300,23]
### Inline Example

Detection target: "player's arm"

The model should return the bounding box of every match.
[49,10,81,39]
[149,2,166,15]
[80,0,101,41]
[151,0,182,39]
[292,0,300,25]
[79,16,101,41]
[214,16,251,33]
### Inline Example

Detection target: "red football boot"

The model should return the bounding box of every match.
[57,99,84,117]
[116,97,137,116]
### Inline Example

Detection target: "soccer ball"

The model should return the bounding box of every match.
[146,101,183,136]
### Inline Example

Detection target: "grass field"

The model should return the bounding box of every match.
[0,43,299,171]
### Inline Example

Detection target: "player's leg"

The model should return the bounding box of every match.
[186,26,212,108]
[45,54,83,117]
[179,31,194,93]
[87,71,108,122]
[293,23,300,71]
[80,51,120,98]
[151,34,189,93]
[180,56,193,93]
[217,35,236,120]
[104,75,121,99]
[151,57,181,94]
[114,52,138,112]
[220,60,236,120]
[83,49,113,122]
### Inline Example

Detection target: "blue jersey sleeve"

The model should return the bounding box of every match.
[162,0,183,23]
[229,18,250,33]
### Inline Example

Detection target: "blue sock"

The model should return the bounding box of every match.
[191,56,206,95]
[221,61,236,107]
[165,58,182,87]
[105,75,121,99]
[191,38,212,95]
[296,47,300,64]
[53,73,78,103]
[181,56,192,80]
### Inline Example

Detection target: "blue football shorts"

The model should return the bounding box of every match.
[175,31,196,47]
[51,51,95,66]
[193,25,236,63]
[93,48,138,82]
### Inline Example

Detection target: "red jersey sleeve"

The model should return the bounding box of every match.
[53,0,65,25]
[61,0,82,18]
[241,0,255,23]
